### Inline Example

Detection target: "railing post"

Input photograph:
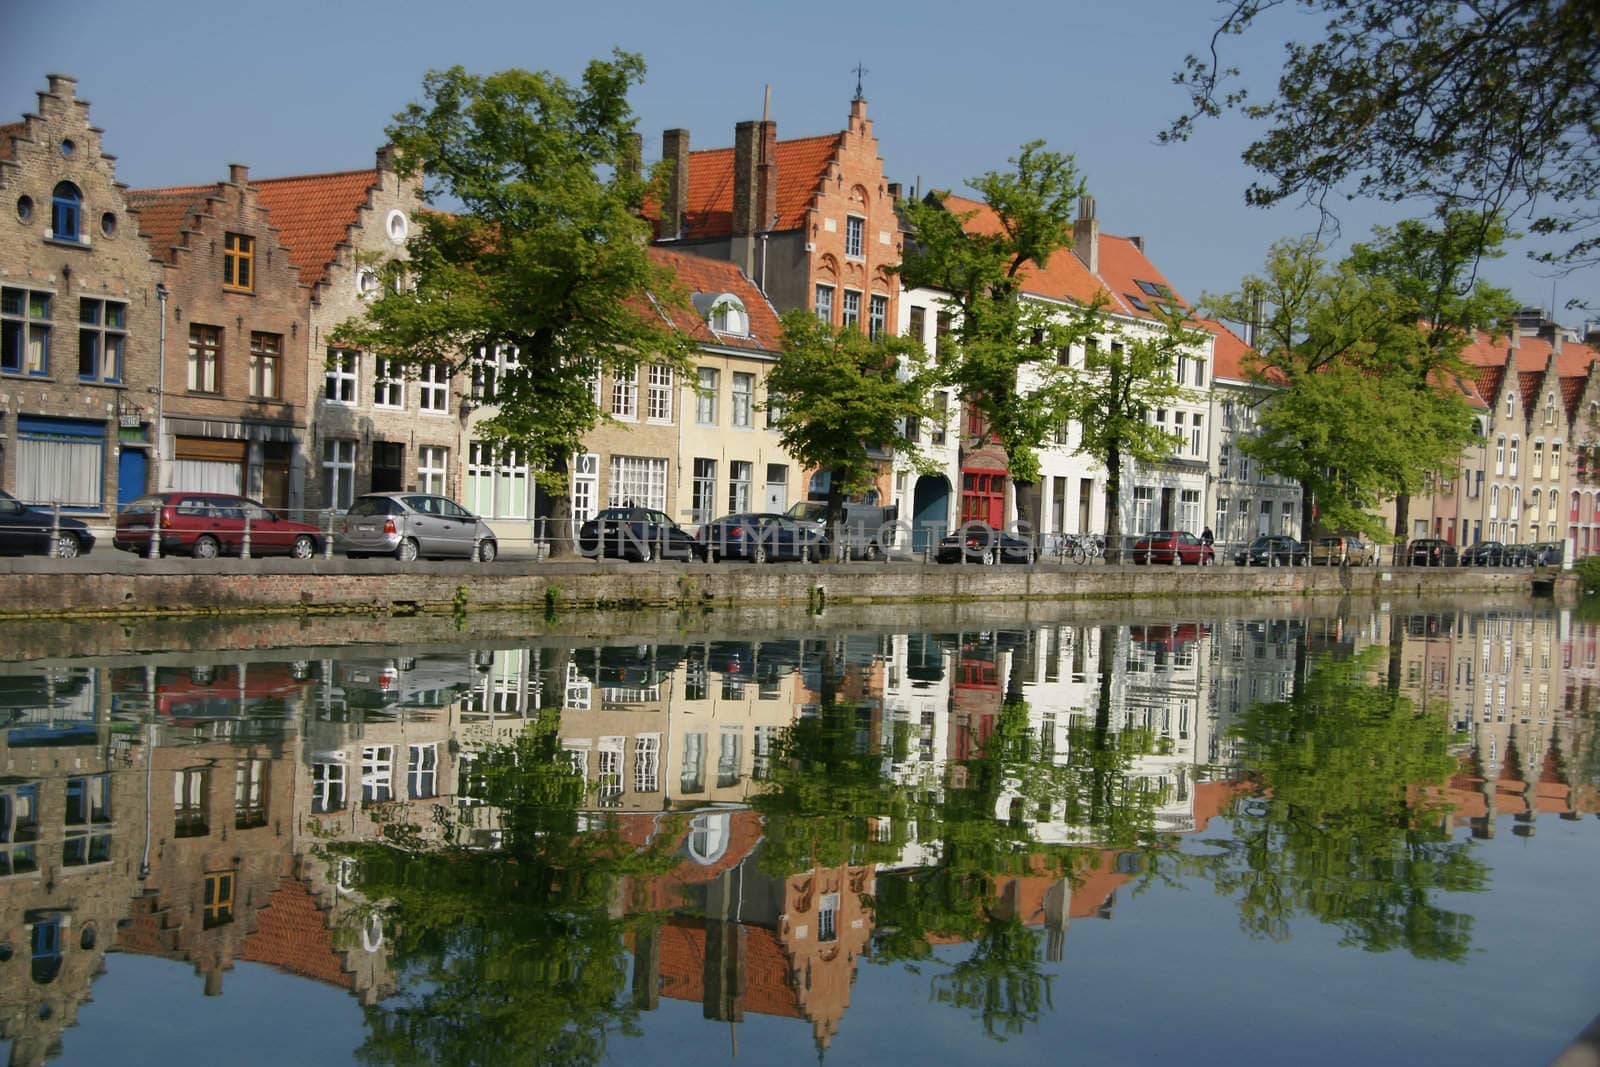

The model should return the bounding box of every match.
[147,502,162,560]
[324,508,336,559]
[241,511,252,560]
[49,502,61,558]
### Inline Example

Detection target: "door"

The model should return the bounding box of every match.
[1079,478,1093,535]
[372,441,404,493]
[763,464,788,512]
[117,448,148,508]
[260,442,291,511]
[1160,487,1176,530]
[911,475,950,552]
[434,496,478,557]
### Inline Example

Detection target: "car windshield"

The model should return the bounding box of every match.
[787,502,826,523]
[348,498,392,517]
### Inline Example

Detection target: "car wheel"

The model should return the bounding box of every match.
[863,542,882,562]
[752,543,768,565]
[291,535,316,560]
[193,535,220,560]
[477,540,498,563]
[53,533,81,559]
[982,547,997,566]
[395,538,419,563]
[805,543,819,563]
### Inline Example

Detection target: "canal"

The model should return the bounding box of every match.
[1,595,1596,1065]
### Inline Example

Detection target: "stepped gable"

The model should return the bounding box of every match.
[125,183,213,255]
[239,875,353,989]
[743,926,802,1018]
[648,247,783,353]
[654,133,842,239]
[1475,364,1506,405]
[250,168,381,288]
[1518,369,1544,412]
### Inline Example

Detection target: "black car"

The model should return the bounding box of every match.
[699,513,830,563]
[1232,534,1308,567]
[1526,541,1565,567]
[1459,540,1508,566]
[0,489,95,558]
[575,506,703,562]
[1407,538,1458,567]
[934,525,1035,565]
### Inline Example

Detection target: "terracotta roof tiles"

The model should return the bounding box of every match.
[0,121,23,160]
[239,875,353,989]
[251,169,381,287]
[648,247,783,354]
[126,188,211,256]
[663,134,842,239]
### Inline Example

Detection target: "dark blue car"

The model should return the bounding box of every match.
[699,513,830,563]
[0,489,94,558]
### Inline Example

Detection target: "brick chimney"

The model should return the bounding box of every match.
[1073,195,1099,275]
[732,120,759,237]
[661,128,689,240]
[228,162,249,185]
[755,119,777,232]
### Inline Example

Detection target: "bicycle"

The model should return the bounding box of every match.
[1053,533,1101,565]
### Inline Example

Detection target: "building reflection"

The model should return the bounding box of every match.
[1,603,1597,1064]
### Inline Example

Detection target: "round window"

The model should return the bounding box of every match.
[100,212,116,237]
[357,268,379,297]
[60,139,74,157]
[16,195,32,222]
[386,209,409,243]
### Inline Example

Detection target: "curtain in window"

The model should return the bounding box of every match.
[16,423,104,507]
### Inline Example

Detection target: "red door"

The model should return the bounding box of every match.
[961,469,1006,528]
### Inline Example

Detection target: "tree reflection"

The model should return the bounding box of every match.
[335,717,681,1067]
[1190,649,1487,960]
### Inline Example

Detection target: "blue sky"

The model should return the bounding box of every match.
[4,0,1594,326]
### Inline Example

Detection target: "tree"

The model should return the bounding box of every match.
[1164,0,1600,275]
[332,55,690,556]
[764,309,939,538]
[898,143,1101,538]
[1059,315,1199,561]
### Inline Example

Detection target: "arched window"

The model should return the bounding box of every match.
[31,918,61,985]
[687,812,731,865]
[1489,486,1499,520]
[1510,438,1520,476]
[51,181,81,242]
[1530,488,1541,519]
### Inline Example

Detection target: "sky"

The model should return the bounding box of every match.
[4,0,1595,330]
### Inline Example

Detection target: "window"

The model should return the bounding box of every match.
[15,416,104,508]
[931,392,948,445]
[472,345,519,402]
[647,364,673,422]
[223,233,254,291]
[680,733,706,794]
[51,181,81,242]
[467,442,530,519]
[407,744,438,799]
[323,439,356,510]
[869,293,889,339]
[731,372,754,428]
[846,215,865,258]
[1219,442,1232,478]
[696,367,719,425]
[634,734,661,793]
[728,460,752,513]
[818,892,840,942]
[718,729,742,788]
[1552,442,1562,478]
[78,299,125,382]
[326,348,358,404]
[1193,359,1206,386]
[1133,486,1154,532]
[1180,488,1201,532]
[312,761,346,813]
[174,768,210,838]
[1533,441,1544,479]
[62,774,111,867]
[607,455,667,510]
[692,458,717,523]
[374,357,403,408]
[249,332,282,399]
[571,452,598,524]
[1510,438,1519,476]
[842,290,861,329]
[1191,414,1203,456]
[203,871,235,929]
[188,325,220,392]
[1495,435,1506,474]
[1,783,40,876]
[419,362,449,412]
[908,305,926,347]
[361,745,394,803]
[234,760,267,829]
[597,738,623,806]
[611,370,637,419]
[1546,393,1556,425]
[815,284,834,323]
[2,288,51,376]
[417,445,448,495]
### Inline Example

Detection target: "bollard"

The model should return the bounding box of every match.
[147,502,162,560]
[241,512,252,560]
[324,509,336,559]
[49,503,61,558]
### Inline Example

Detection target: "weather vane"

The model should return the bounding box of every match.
[852,62,868,101]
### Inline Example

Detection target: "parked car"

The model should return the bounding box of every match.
[1233,535,1307,567]
[786,500,897,560]
[0,489,95,558]
[1310,535,1375,566]
[337,493,497,562]
[1459,540,1508,567]
[1525,541,1565,567]
[1132,530,1214,565]
[934,524,1035,565]
[114,492,322,559]
[575,506,703,562]
[699,513,829,562]
[1407,538,1458,567]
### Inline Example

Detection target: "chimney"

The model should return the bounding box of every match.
[1553,330,1564,357]
[732,120,759,237]
[661,128,689,240]
[375,145,399,173]
[45,73,77,99]
[1073,195,1099,275]
[887,182,902,202]
[755,118,777,233]
[1128,235,1145,253]
[228,162,249,185]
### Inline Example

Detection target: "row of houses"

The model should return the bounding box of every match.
[3,73,1598,551]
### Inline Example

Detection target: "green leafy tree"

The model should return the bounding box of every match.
[1059,316,1200,560]
[332,55,690,555]
[898,143,1101,538]
[1164,0,1600,273]
[764,310,940,538]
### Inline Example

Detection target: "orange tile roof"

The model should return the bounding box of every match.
[1461,328,1600,377]
[658,134,842,239]
[0,121,23,160]
[1518,369,1543,411]
[251,169,381,287]
[1198,319,1255,382]
[939,193,1108,308]
[1097,233,1191,320]
[240,875,353,989]
[1562,375,1587,419]
[1476,365,1506,405]
[648,247,783,353]
[127,187,212,256]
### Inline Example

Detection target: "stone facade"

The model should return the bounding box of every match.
[0,75,165,517]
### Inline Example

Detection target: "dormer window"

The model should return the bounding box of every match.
[693,292,749,337]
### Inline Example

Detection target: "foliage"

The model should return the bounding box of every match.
[1575,556,1600,596]
[1164,0,1600,273]
[1180,649,1487,960]
[898,143,1102,531]
[765,310,940,532]
[331,55,691,522]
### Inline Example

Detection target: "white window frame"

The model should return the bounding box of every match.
[407,744,438,799]
[728,460,752,513]
[611,369,638,420]
[842,289,861,329]
[634,734,660,793]
[323,439,356,511]
[696,367,719,425]
[845,215,864,259]
[731,372,754,429]
[647,364,673,423]
[374,356,404,409]
[692,457,717,523]
[607,455,667,510]
[361,745,394,803]
[571,452,599,525]
[417,445,448,496]
[815,284,834,323]
[868,294,888,339]
[419,362,450,413]
[325,348,358,405]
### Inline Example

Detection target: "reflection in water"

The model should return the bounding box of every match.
[0,603,1596,1064]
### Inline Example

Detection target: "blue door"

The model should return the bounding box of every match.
[911,475,951,552]
[117,448,148,508]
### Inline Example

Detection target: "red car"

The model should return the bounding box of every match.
[1131,530,1214,565]
[114,492,325,559]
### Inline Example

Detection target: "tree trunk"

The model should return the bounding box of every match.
[825,470,846,560]
[1012,478,1042,551]
[1102,445,1123,564]
[1393,492,1411,547]
[1299,482,1315,541]
[544,452,574,559]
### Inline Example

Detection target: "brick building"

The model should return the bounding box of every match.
[0,75,164,517]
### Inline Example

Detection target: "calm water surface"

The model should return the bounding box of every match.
[1,600,1597,1066]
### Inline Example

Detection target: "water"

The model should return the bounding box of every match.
[1,598,1596,1066]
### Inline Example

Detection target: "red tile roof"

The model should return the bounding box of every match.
[0,121,23,160]
[1562,375,1587,419]
[127,186,212,256]
[1518,370,1543,412]
[1198,319,1255,382]
[251,169,381,287]
[939,193,1107,308]
[655,134,842,239]
[1475,365,1506,405]
[1462,329,1600,377]
[240,875,353,989]
[648,247,783,353]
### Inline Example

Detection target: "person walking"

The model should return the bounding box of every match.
[1201,526,1215,565]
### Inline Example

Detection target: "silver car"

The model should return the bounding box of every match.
[337,493,498,562]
